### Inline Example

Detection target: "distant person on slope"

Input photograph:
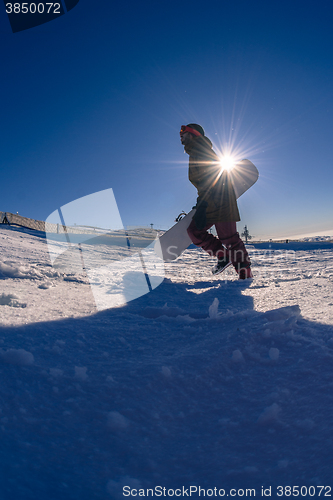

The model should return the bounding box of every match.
[180,123,252,279]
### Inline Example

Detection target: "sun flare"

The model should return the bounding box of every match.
[219,155,236,171]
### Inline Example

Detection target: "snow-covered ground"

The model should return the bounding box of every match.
[0,225,333,499]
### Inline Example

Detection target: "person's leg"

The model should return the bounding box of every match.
[187,219,227,258]
[215,222,251,272]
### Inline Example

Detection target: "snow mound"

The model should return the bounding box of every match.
[257,403,281,425]
[74,366,88,381]
[208,297,220,318]
[0,293,26,308]
[0,261,46,280]
[262,304,300,321]
[107,411,130,431]
[0,348,34,366]
[0,261,27,278]
[140,303,188,319]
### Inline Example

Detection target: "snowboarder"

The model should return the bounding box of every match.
[180,123,252,279]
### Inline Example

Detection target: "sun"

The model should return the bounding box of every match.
[219,154,236,171]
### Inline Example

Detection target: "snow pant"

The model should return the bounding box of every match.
[187,219,250,271]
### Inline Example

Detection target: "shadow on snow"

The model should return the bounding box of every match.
[0,277,332,498]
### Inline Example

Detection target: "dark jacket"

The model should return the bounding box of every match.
[185,135,240,224]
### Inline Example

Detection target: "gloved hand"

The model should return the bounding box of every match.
[192,198,208,230]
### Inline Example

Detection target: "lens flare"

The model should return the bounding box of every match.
[219,154,236,171]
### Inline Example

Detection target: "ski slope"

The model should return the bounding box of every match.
[0,225,333,499]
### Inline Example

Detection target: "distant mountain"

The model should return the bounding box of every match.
[299,235,332,242]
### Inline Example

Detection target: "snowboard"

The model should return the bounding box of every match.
[156,159,258,261]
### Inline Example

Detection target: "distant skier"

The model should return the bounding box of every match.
[180,123,252,279]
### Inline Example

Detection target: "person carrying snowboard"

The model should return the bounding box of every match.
[180,123,252,279]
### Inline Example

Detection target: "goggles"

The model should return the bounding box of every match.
[180,125,202,137]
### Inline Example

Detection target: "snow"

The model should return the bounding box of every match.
[0,224,333,498]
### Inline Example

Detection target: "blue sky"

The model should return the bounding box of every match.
[1,0,332,239]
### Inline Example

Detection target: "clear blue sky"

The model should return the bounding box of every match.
[1,0,332,239]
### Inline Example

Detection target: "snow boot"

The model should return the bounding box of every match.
[238,264,253,280]
[212,257,232,276]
